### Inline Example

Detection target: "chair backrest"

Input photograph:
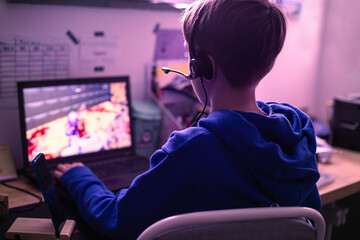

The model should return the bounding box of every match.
[137,207,325,240]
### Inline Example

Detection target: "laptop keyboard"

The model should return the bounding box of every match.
[87,156,150,188]
[89,161,132,178]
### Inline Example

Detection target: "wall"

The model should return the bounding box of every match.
[314,0,360,123]
[257,0,325,115]
[0,1,181,169]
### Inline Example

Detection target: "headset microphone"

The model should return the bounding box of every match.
[161,67,192,80]
[161,65,208,128]
[161,2,210,127]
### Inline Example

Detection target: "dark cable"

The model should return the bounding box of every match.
[0,182,42,213]
[191,76,208,127]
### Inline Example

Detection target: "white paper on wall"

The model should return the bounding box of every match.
[0,35,70,109]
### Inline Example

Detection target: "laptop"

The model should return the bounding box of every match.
[17,76,150,191]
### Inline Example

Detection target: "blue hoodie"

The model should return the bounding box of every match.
[60,101,321,239]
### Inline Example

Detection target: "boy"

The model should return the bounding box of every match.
[54,0,321,239]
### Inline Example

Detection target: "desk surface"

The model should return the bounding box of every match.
[0,174,43,208]
[1,148,360,209]
[318,148,360,205]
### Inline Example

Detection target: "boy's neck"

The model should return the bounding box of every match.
[209,80,266,115]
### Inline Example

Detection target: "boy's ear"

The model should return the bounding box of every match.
[207,54,216,81]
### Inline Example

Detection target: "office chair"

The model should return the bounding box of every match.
[137,207,325,240]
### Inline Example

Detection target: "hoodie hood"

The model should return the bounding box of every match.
[198,101,320,207]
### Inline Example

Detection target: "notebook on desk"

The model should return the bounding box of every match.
[17,76,150,191]
[317,173,335,189]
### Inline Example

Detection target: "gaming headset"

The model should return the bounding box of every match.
[161,1,212,126]
[162,1,213,80]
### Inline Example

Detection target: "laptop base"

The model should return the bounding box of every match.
[5,217,76,240]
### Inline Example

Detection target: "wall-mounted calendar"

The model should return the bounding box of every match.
[0,35,70,109]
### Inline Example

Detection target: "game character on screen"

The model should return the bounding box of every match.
[65,110,85,151]
[53,0,321,239]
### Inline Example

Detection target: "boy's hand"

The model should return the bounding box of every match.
[53,162,84,180]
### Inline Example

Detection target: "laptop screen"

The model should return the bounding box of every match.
[17,76,134,169]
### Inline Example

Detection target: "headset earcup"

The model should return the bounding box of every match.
[195,51,214,80]
[189,59,199,79]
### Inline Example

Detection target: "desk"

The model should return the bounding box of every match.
[1,148,360,209]
[0,174,43,208]
[0,176,107,240]
[1,149,359,240]
[318,148,360,206]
